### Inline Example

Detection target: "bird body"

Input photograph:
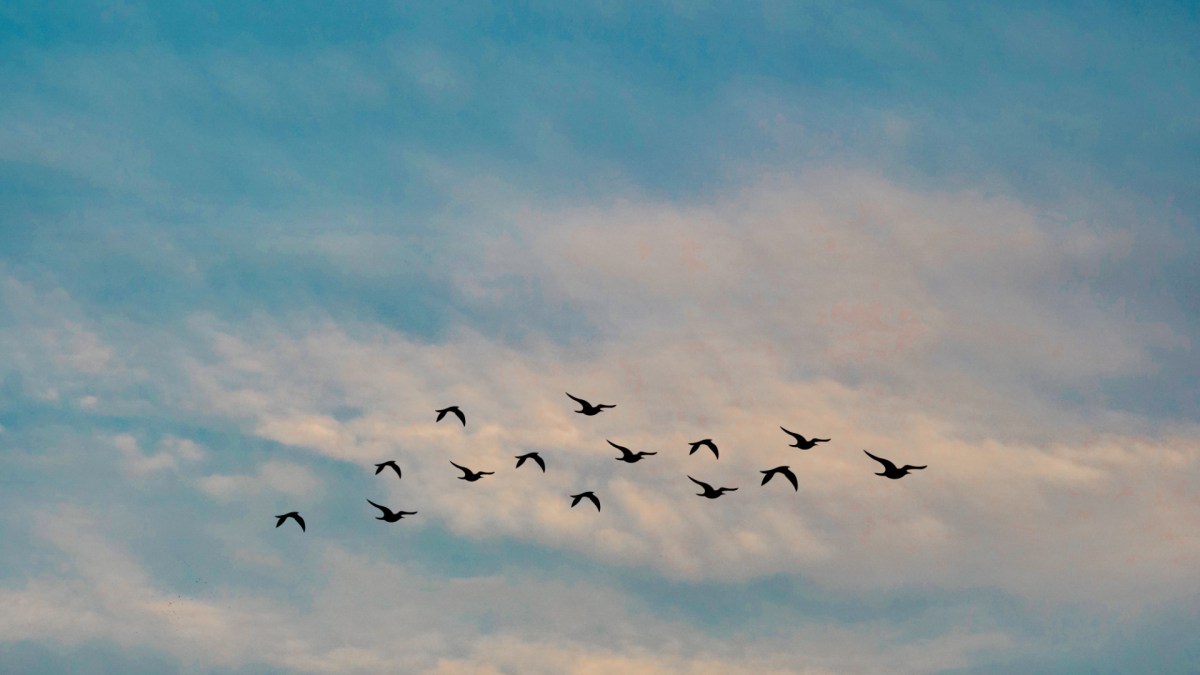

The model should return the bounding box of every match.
[566,393,616,416]
[688,439,719,459]
[570,491,601,511]
[275,512,305,531]
[451,461,494,482]
[436,405,466,426]
[781,427,830,450]
[688,476,737,499]
[760,465,799,491]
[863,450,926,479]
[609,440,657,463]
[374,460,402,479]
[366,499,416,522]
[515,452,546,472]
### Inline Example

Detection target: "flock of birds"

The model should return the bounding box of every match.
[273,392,926,532]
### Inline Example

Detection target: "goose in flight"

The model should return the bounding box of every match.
[366,499,417,522]
[450,461,494,482]
[609,440,657,463]
[688,476,737,499]
[863,450,926,479]
[274,511,305,531]
[760,465,799,491]
[566,393,616,416]
[781,427,830,450]
[374,460,402,479]
[436,405,466,426]
[570,491,601,511]
[688,438,719,459]
[515,451,546,472]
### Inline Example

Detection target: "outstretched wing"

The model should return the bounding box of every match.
[366,499,390,516]
[901,464,927,472]
[292,514,305,531]
[398,511,418,517]
[374,463,385,475]
[565,392,589,406]
[781,467,798,491]
[607,440,630,453]
[863,450,898,472]
[585,493,601,511]
[760,469,774,486]
[688,475,713,491]
[451,408,466,426]
[532,454,546,472]
[450,460,470,475]
[780,426,805,442]
[515,455,528,468]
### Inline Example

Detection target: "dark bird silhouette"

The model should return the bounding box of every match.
[275,512,305,531]
[436,405,466,426]
[374,460,402,479]
[688,438,719,459]
[450,460,494,482]
[781,427,830,450]
[688,476,737,499]
[570,491,601,511]
[566,392,616,416]
[863,450,926,479]
[609,440,657,463]
[366,499,417,522]
[515,451,546,472]
[760,465,799,491]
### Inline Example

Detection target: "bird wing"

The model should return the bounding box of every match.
[480,471,494,475]
[366,499,390,516]
[688,443,699,455]
[570,494,583,507]
[781,468,798,491]
[398,511,417,516]
[293,514,305,531]
[598,403,615,409]
[688,475,713,491]
[435,409,447,422]
[705,441,718,458]
[641,451,658,456]
[515,455,528,468]
[863,450,897,471]
[780,426,803,441]
[723,487,739,492]
[586,493,601,511]
[760,469,774,486]
[388,464,401,479]
[374,463,385,475]
[450,461,470,475]
[451,408,466,425]
[901,465,927,471]
[532,454,546,472]
[607,440,630,453]
[565,392,589,406]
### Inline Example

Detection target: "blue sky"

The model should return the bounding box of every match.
[2,2,1199,672]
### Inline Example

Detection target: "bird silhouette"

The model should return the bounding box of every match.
[566,393,616,416]
[374,460,402,479]
[781,427,830,450]
[863,450,926,479]
[688,476,738,499]
[515,451,546,472]
[366,499,417,522]
[760,465,799,491]
[436,405,466,426]
[688,438,719,459]
[450,460,494,482]
[275,512,305,531]
[570,491,601,511]
[609,440,657,463]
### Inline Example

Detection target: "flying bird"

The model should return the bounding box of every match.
[863,450,926,479]
[760,465,799,491]
[274,512,305,531]
[436,405,466,426]
[781,427,830,450]
[374,460,402,479]
[450,461,494,482]
[570,491,601,511]
[366,499,417,522]
[609,440,657,463]
[566,392,616,416]
[688,438,719,459]
[688,476,738,499]
[515,451,546,472]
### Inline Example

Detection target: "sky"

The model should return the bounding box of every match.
[1,1,1199,673]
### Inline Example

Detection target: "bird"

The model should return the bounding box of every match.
[863,450,926,479]
[450,461,493,482]
[275,512,305,531]
[760,465,799,491]
[781,427,830,450]
[374,460,402,479]
[570,491,601,511]
[566,392,616,416]
[688,438,719,459]
[436,405,466,426]
[366,499,417,522]
[609,440,657,463]
[515,451,546,472]
[688,476,737,499]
